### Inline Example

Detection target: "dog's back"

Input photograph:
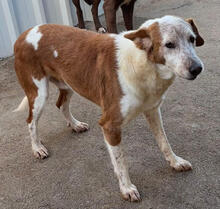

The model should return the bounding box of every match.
[13,24,122,159]
[14,24,118,105]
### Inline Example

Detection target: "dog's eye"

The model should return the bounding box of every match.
[189,36,195,44]
[165,42,175,49]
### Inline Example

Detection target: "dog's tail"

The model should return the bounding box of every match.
[13,96,28,112]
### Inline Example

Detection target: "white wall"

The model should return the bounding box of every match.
[0,0,18,58]
[0,0,104,58]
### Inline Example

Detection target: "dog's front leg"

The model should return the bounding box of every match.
[102,127,141,202]
[145,107,192,171]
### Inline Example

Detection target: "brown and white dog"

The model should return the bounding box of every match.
[72,0,137,33]
[13,16,204,201]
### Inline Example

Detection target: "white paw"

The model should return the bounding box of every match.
[71,122,89,133]
[170,156,192,171]
[120,184,141,202]
[32,143,49,159]
[98,27,106,33]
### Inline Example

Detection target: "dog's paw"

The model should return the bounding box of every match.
[72,121,89,133]
[170,156,192,171]
[32,143,49,159]
[120,184,141,202]
[98,27,106,33]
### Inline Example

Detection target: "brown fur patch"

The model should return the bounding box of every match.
[147,22,165,64]
[124,22,165,64]
[14,24,123,146]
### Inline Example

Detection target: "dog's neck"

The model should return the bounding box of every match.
[115,35,175,101]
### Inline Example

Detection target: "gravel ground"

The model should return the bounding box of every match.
[0,0,219,208]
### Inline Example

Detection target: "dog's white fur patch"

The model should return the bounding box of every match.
[26,25,42,50]
[53,50,58,58]
[108,33,117,38]
[114,34,167,123]
[105,140,130,183]
[145,108,192,171]
[104,135,140,200]
[32,77,48,116]
[114,15,204,123]
[140,15,187,30]
[141,16,204,79]
[156,64,175,80]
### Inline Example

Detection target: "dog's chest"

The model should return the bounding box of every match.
[120,85,167,124]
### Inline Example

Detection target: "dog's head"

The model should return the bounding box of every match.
[124,16,204,80]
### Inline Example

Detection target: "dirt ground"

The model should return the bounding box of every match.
[0,0,219,208]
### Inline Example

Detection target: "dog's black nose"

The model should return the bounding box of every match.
[189,62,202,76]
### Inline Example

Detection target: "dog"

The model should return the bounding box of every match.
[13,15,204,201]
[72,0,137,33]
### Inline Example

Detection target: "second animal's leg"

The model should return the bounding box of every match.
[103,0,117,33]
[91,0,106,33]
[72,0,85,29]
[121,0,135,31]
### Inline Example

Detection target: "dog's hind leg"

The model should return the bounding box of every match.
[26,77,49,159]
[145,107,192,171]
[56,88,89,133]
[14,57,49,159]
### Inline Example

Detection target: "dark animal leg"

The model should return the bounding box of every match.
[91,0,106,33]
[103,0,117,33]
[72,0,85,29]
[121,0,135,31]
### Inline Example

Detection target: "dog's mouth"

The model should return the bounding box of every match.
[176,71,199,81]
[158,65,200,81]
[186,75,197,80]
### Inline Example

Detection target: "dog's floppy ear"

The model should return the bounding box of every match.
[186,18,204,47]
[124,29,150,50]
[124,23,165,64]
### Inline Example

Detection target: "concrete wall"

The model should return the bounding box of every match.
[0,0,104,58]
